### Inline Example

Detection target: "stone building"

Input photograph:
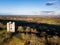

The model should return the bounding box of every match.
[7,22,15,32]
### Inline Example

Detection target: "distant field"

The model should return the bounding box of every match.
[0,16,60,25]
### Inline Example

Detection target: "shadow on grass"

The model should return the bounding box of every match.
[0,19,60,45]
[0,19,60,37]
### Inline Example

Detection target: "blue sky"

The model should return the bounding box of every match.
[0,0,60,15]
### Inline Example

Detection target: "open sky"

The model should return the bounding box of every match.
[0,0,60,15]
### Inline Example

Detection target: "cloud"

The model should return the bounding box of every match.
[46,0,57,6]
[54,11,60,15]
[0,10,60,15]
[40,11,55,15]
[46,2,54,6]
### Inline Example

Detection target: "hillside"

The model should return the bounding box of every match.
[0,16,60,45]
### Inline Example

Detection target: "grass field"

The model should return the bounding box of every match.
[0,16,60,45]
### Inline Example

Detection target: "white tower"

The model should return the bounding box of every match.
[7,22,15,32]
